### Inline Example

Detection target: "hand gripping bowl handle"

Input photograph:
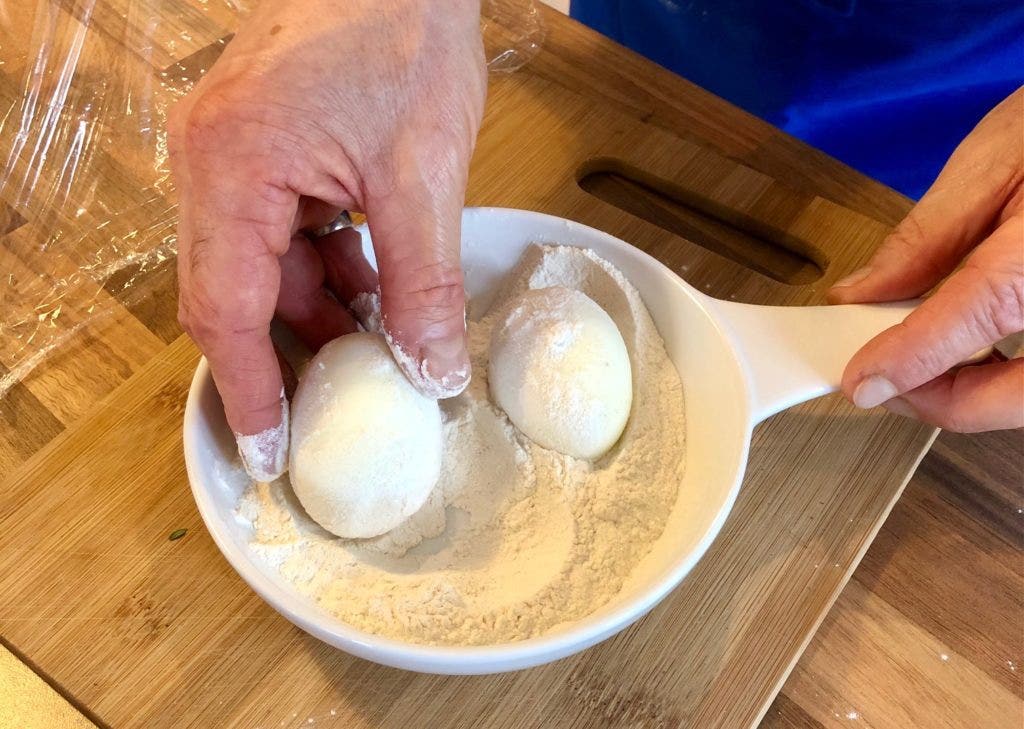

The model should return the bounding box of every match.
[707,298,919,424]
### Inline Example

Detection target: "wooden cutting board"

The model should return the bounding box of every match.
[0,4,936,728]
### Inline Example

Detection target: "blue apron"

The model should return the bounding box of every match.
[571,0,1024,199]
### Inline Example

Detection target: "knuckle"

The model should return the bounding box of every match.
[180,272,274,347]
[967,264,1024,341]
[364,157,399,200]
[987,275,1024,339]
[180,294,221,343]
[187,235,213,278]
[886,214,925,258]
[170,85,295,167]
[880,214,945,280]
[419,279,465,315]
[387,263,465,322]
[896,336,947,383]
[405,263,463,301]
[177,301,194,337]
[176,302,194,336]
[177,91,236,153]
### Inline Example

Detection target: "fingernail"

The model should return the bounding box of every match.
[852,375,899,409]
[422,334,471,398]
[384,327,471,400]
[883,396,918,419]
[235,391,289,482]
[832,266,873,289]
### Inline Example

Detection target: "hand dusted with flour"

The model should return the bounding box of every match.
[168,0,486,481]
[237,245,686,646]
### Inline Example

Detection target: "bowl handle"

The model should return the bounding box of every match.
[709,299,920,424]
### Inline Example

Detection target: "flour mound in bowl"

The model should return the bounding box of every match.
[236,244,686,646]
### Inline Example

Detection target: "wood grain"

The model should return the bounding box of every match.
[0,3,1018,728]
[0,347,932,729]
[766,427,1023,729]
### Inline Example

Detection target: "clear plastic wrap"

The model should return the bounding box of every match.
[482,0,546,73]
[0,0,544,398]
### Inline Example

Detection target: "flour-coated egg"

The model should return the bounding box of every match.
[290,332,442,538]
[488,286,632,460]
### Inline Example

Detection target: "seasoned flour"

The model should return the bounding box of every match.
[236,244,686,646]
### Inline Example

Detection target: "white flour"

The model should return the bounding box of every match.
[236,244,686,646]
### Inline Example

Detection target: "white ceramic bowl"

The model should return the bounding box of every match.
[184,208,913,674]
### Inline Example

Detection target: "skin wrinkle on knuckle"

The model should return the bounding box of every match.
[185,264,275,344]
[412,280,464,313]
[179,89,244,155]
[949,252,1021,335]
[976,267,1024,340]
[900,338,948,386]
[880,214,949,281]
[389,272,464,316]
[179,85,311,195]
[187,235,215,278]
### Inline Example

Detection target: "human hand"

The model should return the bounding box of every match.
[829,87,1023,432]
[168,0,486,479]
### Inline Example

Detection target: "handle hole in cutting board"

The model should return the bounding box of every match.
[577,158,827,285]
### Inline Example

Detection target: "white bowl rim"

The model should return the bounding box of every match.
[183,206,753,674]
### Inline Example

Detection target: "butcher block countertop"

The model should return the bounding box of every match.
[0,4,1020,728]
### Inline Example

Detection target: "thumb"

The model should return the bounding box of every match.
[841,215,1023,409]
[365,148,470,399]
